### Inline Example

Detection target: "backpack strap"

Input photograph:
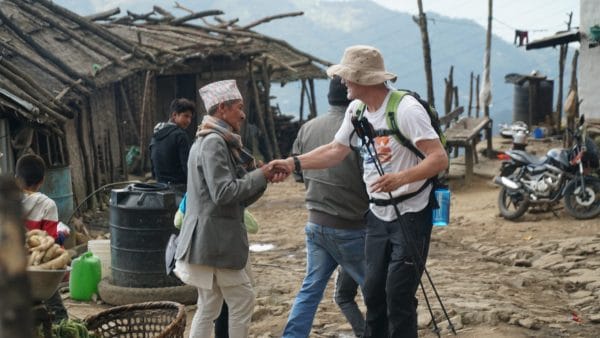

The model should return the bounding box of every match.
[354,91,426,159]
[385,91,426,160]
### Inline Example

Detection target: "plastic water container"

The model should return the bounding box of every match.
[69,251,101,301]
[88,239,111,279]
[432,188,451,227]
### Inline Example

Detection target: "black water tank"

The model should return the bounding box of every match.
[513,79,554,125]
[109,183,178,287]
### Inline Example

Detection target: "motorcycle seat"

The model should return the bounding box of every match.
[506,150,546,165]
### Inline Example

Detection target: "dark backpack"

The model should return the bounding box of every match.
[354,90,446,160]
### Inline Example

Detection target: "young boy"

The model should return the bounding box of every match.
[149,98,195,195]
[15,153,68,322]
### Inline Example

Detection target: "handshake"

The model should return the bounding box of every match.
[258,158,296,183]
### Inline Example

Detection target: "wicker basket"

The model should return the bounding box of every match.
[85,301,186,338]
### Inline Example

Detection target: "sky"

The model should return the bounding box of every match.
[374,0,580,43]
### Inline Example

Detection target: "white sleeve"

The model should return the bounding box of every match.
[396,96,439,144]
[334,102,361,147]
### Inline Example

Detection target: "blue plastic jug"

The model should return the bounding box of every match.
[432,188,451,227]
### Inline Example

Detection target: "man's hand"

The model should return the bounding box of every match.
[371,172,405,193]
[269,158,294,175]
[260,162,290,183]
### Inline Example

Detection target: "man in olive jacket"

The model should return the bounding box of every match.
[174,79,280,338]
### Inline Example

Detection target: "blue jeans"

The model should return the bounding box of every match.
[282,222,366,338]
[335,268,365,337]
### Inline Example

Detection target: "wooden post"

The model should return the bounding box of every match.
[483,0,493,158]
[249,65,273,161]
[308,79,318,120]
[416,0,435,106]
[566,50,579,147]
[118,83,140,143]
[556,12,573,133]
[468,72,474,117]
[0,177,33,338]
[299,79,306,123]
[453,86,459,109]
[139,70,154,173]
[261,60,281,158]
[444,66,454,115]
[475,74,480,118]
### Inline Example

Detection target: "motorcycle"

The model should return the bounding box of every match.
[494,115,600,220]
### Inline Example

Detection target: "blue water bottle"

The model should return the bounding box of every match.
[432,188,451,227]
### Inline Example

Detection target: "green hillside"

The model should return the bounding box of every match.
[57,0,570,128]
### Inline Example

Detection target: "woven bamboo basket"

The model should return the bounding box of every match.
[85,301,186,338]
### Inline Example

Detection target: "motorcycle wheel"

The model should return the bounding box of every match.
[498,187,530,220]
[564,177,600,219]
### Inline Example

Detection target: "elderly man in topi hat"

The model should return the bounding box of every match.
[174,79,283,338]
[271,45,448,337]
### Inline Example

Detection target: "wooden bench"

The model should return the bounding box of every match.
[444,114,493,183]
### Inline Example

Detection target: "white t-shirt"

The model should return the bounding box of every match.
[334,90,439,221]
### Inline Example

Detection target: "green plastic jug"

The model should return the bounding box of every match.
[69,251,101,301]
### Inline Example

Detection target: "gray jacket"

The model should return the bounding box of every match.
[293,106,369,228]
[175,133,267,269]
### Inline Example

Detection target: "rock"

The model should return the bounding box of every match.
[564,269,600,284]
[569,290,593,299]
[532,253,564,269]
[448,314,463,331]
[504,277,525,288]
[565,255,587,262]
[589,314,600,323]
[252,306,269,321]
[514,259,532,267]
[517,317,540,330]
[336,322,353,331]
[547,262,576,272]
[569,296,596,307]
[417,309,432,329]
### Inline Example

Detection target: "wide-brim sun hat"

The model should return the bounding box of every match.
[326,45,397,86]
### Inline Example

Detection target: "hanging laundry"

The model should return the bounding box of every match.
[514,30,529,46]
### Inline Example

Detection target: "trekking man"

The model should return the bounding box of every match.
[283,76,368,338]
[174,79,282,338]
[149,98,195,195]
[271,45,448,337]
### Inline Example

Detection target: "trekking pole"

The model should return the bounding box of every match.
[352,117,455,335]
